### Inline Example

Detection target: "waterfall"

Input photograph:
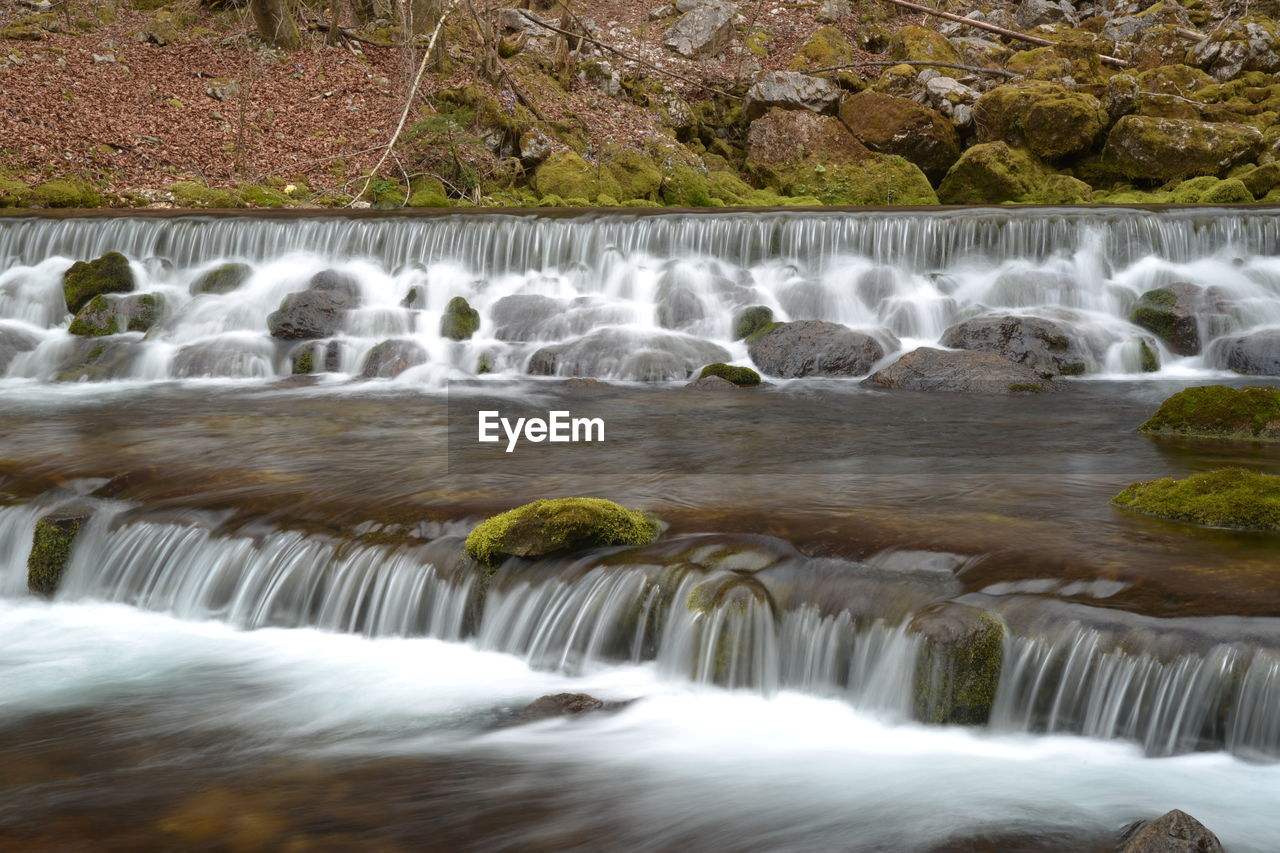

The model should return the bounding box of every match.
[3,209,1280,385]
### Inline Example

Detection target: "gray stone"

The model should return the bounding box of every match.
[1208,329,1280,376]
[744,71,842,120]
[748,320,887,378]
[1014,0,1078,28]
[1117,809,1224,853]
[817,0,851,22]
[0,324,40,373]
[267,290,352,340]
[663,0,736,58]
[940,314,1089,377]
[867,347,1060,393]
[686,374,739,390]
[360,339,428,379]
[527,328,730,381]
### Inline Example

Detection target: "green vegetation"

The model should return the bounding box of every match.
[464,497,660,567]
[1139,385,1280,440]
[733,305,774,341]
[27,514,86,595]
[910,603,1005,726]
[440,296,480,341]
[291,348,315,375]
[1113,468,1280,530]
[700,363,761,386]
[190,262,252,296]
[63,252,134,314]
[1139,340,1161,373]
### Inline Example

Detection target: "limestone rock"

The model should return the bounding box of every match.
[744,71,842,120]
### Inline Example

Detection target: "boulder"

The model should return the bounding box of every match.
[733,305,774,340]
[1117,809,1224,853]
[817,0,850,22]
[745,108,869,176]
[1208,329,1280,376]
[1114,467,1280,531]
[464,498,659,567]
[190,262,252,296]
[655,280,705,330]
[527,328,730,381]
[68,293,164,337]
[171,337,275,378]
[744,71,842,120]
[0,324,40,372]
[28,510,90,595]
[267,290,352,340]
[686,374,739,391]
[54,338,138,382]
[889,24,960,65]
[359,339,427,379]
[1014,0,1077,28]
[973,83,1108,162]
[839,91,961,183]
[924,76,980,128]
[866,347,1060,393]
[1103,116,1263,181]
[663,0,735,58]
[748,320,889,378]
[518,692,628,722]
[1188,16,1280,81]
[937,143,1092,204]
[1139,385,1280,441]
[908,602,1004,726]
[440,295,480,341]
[1129,283,1209,356]
[940,314,1088,377]
[63,251,134,314]
[698,362,761,385]
[307,269,362,304]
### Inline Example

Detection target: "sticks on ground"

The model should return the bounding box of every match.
[810,59,1020,78]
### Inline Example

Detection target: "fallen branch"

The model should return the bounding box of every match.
[307,20,401,48]
[874,0,1129,68]
[811,59,1020,78]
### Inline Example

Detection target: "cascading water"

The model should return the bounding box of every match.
[4,209,1280,386]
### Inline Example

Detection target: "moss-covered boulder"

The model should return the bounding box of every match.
[1140,385,1280,440]
[1240,162,1280,198]
[30,178,103,208]
[1199,178,1253,203]
[534,151,620,202]
[839,91,961,183]
[699,363,761,386]
[733,305,774,340]
[937,142,1092,204]
[440,296,480,341]
[360,339,428,379]
[268,290,352,340]
[1113,468,1280,530]
[908,602,1004,726]
[1129,284,1205,355]
[602,149,664,203]
[190,262,252,296]
[787,157,939,206]
[1103,116,1263,180]
[54,338,138,382]
[68,293,164,337]
[63,251,135,314]
[745,108,870,183]
[28,510,89,595]
[464,498,660,567]
[972,82,1108,162]
[889,24,959,65]
[661,164,714,207]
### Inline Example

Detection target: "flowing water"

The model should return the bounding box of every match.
[3,209,1280,851]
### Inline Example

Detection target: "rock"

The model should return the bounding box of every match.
[839,91,961,183]
[440,295,480,341]
[534,150,617,202]
[1140,384,1280,441]
[748,320,888,378]
[889,24,960,65]
[1117,809,1225,853]
[518,692,627,721]
[1208,329,1280,376]
[698,362,761,385]
[491,294,632,341]
[1014,0,1077,28]
[203,78,240,101]
[307,269,361,304]
[1103,116,1263,181]
[655,279,705,330]
[1188,16,1280,81]
[54,338,138,382]
[973,82,1108,162]
[937,142,1092,205]
[924,76,980,127]
[359,339,427,379]
[28,510,89,595]
[171,337,275,378]
[733,305,774,340]
[464,498,659,566]
[1129,283,1206,356]
[817,0,850,22]
[686,374,739,391]
[0,324,40,372]
[267,290,352,340]
[744,71,841,120]
[940,314,1088,377]
[867,347,1060,393]
[908,602,1004,726]
[1114,467,1280,531]
[745,108,869,174]
[580,59,623,97]
[498,7,548,32]
[663,0,735,58]
[527,328,730,381]
[68,293,163,337]
[190,262,251,296]
[62,251,134,314]
[518,131,552,166]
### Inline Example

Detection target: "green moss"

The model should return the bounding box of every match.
[291,348,314,375]
[67,295,120,336]
[464,497,660,567]
[190,262,251,296]
[785,155,938,206]
[1007,382,1045,393]
[733,305,774,341]
[27,514,85,596]
[700,363,761,385]
[661,165,713,207]
[440,295,480,341]
[745,320,781,343]
[791,26,853,71]
[534,151,620,201]
[237,183,290,208]
[31,178,103,208]
[407,190,451,207]
[938,142,1091,205]
[63,252,134,314]
[973,83,1108,162]
[1139,385,1280,440]
[1169,175,1220,203]
[911,604,1005,726]
[169,180,240,208]
[889,24,959,65]
[477,352,494,374]
[1201,178,1253,203]
[1139,339,1160,373]
[602,149,664,202]
[1113,468,1280,530]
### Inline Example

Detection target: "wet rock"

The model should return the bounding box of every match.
[63,251,134,314]
[171,337,275,378]
[940,314,1088,377]
[68,292,164,337]
[518,692,628,721]
[1103,116,1263,181]
[655,280,705,330]
[663,0,735,58]
[464,498,659,566]
[28,509,89,595]
[867,347,1060,393]
[526,328,729,381]
[973,82,1108,162]
[839,91,961,183]
[307,269,361,304]
[0,324,39,372]
[908,602,1004,726]
[400,285,425,310]
[440,295,480,341]
[733,305,774,340]
[267,290,352,340]
[698,362,761,386]
[189,262,251,296]
[744,71,842,120]
[1117,809,1224,853]
[1208,329,1280,376]
[54,338,138,382]
[1129,283,1206,356]
[359,339,427,379]
[686,374,739,390]
[748,320,888,378]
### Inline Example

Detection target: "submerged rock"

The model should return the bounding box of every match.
[63,251,134,314]
[1208,329,1280,376]
[748,320,888,378]
[1117,809,1224,853]
[171,337,275,379]
[686,374,739,391]
[440,295,480,341]
[940,314,1087,378]
[55,338,138,382]
[189,262,252,296]
[518,692,629,722]
[0,324,39,372]
[268,290,352,340]
[1140,385,1280,441]
[359,339,427,379]
[464,498,660,567]
[28,510,90,595]
[527,328,730,381]
[1113,467,1280,530]
[867,347,1059,394]
[908,602,1005,726]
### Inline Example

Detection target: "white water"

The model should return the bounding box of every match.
[3,210,1280,386]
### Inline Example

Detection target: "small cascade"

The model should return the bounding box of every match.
[2,209,1280,385]
[0,503,42,597]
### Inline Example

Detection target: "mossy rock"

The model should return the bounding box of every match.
[733,305,774,340]
[1102,116,1263,181]
[30,178,103,208]
[1129,284,1202,355]
[28,511,89,595]
[888,24,959,65]
[973,82,1108,162]
[407,190,451,207]
[440,295,480,341]
[63,251,134,314]
[909,602,1004,726]
[169,180,240,208]
[190,262,251,296]
[1139,339,1161,373]
[1240,162,1280,197]
[1200,178,1253,203]
[839,91,960,183]
[1169,175,1224,203]
[661,164,714,206]
[464,497,660,567]
[1139,385,1280,440]
[290,346,316,375]
[784,155,938,206]
[937,142,1091,204]
[534,151,620,202]
[699,363,761,386]
[68,292,163,336]
[1113,468,1280,530]
[602,149,664,202]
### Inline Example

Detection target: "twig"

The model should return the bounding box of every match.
[810,59,1020,78]
[873,0,1129,68]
